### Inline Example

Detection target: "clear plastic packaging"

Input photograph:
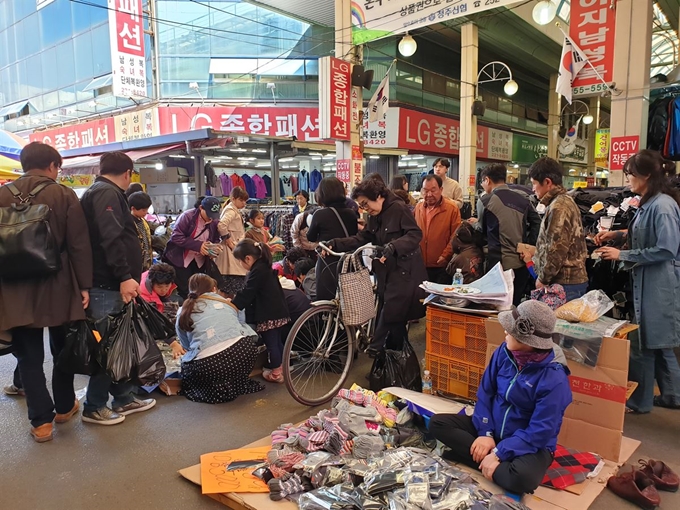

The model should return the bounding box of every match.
[556,289,614,323]
[404,470,433,509]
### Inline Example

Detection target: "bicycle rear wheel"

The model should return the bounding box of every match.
[282,303,354,406]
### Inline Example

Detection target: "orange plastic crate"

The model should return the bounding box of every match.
[426,307,488,368]
[426,353,484,400]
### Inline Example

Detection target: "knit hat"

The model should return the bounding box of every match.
[498,300,557,350]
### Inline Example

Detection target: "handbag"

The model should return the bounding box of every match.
[0,180,61,279]
[337,252,376,326]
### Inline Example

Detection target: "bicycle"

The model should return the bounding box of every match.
[282,242,379,406]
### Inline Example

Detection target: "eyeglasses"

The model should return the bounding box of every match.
[358,201,370,209]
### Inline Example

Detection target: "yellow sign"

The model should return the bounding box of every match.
[595,129,610,164]
[199,446,270,495]
[58,175,95,187]
[114,108,159,142]
[573,181,588,189]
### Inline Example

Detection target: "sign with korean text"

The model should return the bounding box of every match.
[609,135,639,171]
[487,128,513,161]
[319,57,351,141]
[595,129,610,163]
[108,0,147,99]
[157,106,321,141]
[29,118,115,151]
[559,138,589,164]
[570,0,616,92]
[512,134,549,163]
[337,159,351,184]
[397,109,488,157]
[352,0,523,45]
[362,108,399,147]
[114,108,159,142]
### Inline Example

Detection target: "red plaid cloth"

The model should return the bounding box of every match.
[541,445,601,490]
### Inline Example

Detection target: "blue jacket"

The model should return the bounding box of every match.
[473,343,572,462]
[619,193,680,349]
[175,293,256,362]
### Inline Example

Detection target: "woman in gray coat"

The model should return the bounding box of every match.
[597,150,680,413]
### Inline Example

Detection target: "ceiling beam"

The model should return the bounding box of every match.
[657,0,680,35]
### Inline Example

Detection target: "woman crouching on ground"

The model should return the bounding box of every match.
[175,274,264,404]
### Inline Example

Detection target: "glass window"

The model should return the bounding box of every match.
[91,23,112,76]
[0,29,9,68]
[43,91,59,111]
[21,14,42,59]
[39,0,73,47]
[161,57,210,81]
[58,86,77,108]
[41,47,59,94]
[74,32,95,82]
[55,40,76,89]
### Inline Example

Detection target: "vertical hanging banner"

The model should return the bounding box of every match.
[108,0,147,99]
[351,0,523,45]
[570,0,616,97]
[319,57,351,141]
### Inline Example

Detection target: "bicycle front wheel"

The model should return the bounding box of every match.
[282,303,354,406]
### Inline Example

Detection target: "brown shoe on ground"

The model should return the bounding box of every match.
[30,423,54,443]
[607,468,661,510]
[639,459,680,492]
[55,400,80,424]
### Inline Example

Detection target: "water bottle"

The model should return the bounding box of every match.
[453,268,464,285]
[422,370,433,395]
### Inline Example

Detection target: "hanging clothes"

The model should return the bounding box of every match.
[241,174,256,198]
[230,173,246,191]
[290,174,299,194]
[220,173,233,196]
[281,175,293,197]
[252,174,267,199]
[298,170,310,192]
[310,169,322,192]
[263,175,272,197]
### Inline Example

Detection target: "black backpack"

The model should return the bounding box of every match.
[0,180,61,280]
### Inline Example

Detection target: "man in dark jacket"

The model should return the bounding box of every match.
[474,164,541,305]
[80,151,154,425]
[0,142,93,442]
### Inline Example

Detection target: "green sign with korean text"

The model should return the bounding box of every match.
[512,135,548,163]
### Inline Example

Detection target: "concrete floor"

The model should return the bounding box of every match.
[2,323,679,510]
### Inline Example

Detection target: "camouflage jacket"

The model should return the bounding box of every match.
[534,187,588,285]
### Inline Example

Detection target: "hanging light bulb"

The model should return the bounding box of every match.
[532,0,557,25]
[503,79,519,96]
[398,34,417,57]
[582,114,594,125]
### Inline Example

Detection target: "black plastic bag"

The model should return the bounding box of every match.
[368,338,422,392]
[130,303,166,386]
[101,302,166,386]
[135,296,175,340]
[56,320,99,375]
[104,304,137,383]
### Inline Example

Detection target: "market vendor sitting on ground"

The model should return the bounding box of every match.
[430,300,572,495]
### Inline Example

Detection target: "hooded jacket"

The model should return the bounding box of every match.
[140,270,179,314]
[473,343,572,462]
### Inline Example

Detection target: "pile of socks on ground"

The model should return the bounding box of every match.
[256,385,536,509]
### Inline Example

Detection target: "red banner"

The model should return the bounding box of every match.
[157,106,321,141]
[398,109,489,158]
[570,0,616,88]
[319,57,351,141]
[609,135,639,171]
[29,118,116,151]
[336,159,351,184]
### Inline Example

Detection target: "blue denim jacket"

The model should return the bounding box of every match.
[620,193,680,349]
[175,293,256,362]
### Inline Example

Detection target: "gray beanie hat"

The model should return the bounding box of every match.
[498,300,557,350]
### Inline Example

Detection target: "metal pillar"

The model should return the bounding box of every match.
[547,73,561,160]
[609,0,653,185]
[459,23,478,196]
[270,141,280,204]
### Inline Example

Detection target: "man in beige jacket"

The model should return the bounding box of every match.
[433,158,464,209]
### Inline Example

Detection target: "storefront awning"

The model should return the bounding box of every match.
[61,143,186,175]
[82,74,113,92]
[0,100,35,117]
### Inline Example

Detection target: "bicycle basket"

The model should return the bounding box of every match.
[337,252,376,326]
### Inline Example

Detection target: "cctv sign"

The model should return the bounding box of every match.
[609,135,639,171]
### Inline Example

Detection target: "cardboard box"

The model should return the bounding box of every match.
[485,318,630,462]
[159,377,182,396]
[179,432,640,510]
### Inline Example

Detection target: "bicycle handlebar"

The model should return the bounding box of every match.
[317,242,380,258]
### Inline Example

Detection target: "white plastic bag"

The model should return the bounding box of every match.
[556,290,614,323]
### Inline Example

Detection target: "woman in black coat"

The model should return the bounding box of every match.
[330,178,427,355]
[307,177,359,301]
